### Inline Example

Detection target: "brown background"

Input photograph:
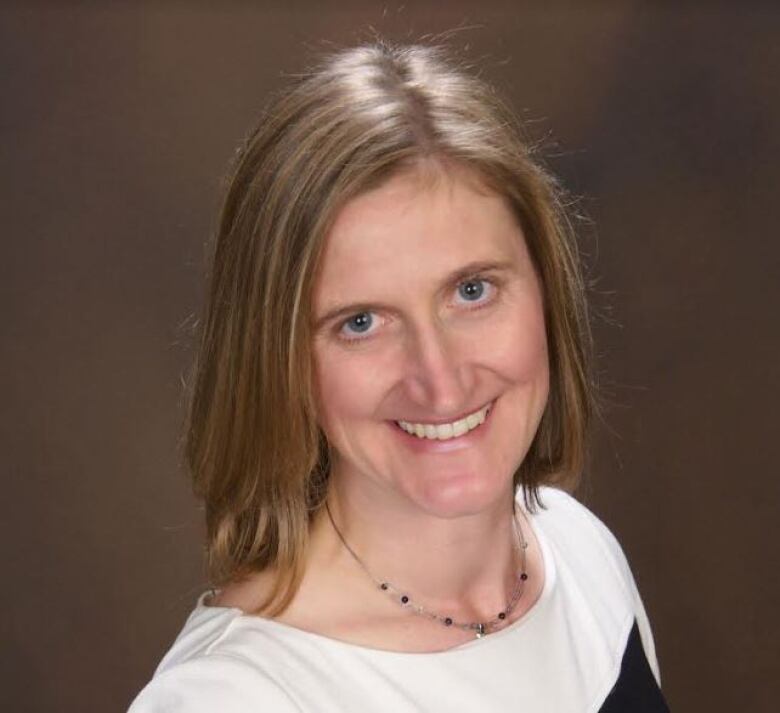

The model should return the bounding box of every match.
[2,2,778,711]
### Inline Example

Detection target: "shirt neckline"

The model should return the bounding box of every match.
[197,488,558,658]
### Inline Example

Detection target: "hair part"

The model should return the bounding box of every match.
[183,41,599,615]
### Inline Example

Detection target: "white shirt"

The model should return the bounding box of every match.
[128,486,667,712]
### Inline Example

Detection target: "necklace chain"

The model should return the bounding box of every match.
[324,501,529,639]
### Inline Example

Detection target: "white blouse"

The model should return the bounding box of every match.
[128,486,667,712]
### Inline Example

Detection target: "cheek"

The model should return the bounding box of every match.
[487,300,549,385]
[312,344,384,440]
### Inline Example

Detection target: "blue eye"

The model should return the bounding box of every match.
[458,279,486,302]
[343,312,373,335]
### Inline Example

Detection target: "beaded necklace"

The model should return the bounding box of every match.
[324,501,529,639]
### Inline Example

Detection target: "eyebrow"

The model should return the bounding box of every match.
[312,258,517,330]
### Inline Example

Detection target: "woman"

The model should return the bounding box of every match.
[130,42,669,712]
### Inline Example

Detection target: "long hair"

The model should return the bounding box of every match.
[184,42,597,615]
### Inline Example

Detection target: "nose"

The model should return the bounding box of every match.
[403,319,474,418]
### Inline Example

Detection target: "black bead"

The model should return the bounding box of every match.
[444,617,453,626]
[498,612,506,620]
[401,595,409,604]
[380,583,389,590]
[520,572,528,581]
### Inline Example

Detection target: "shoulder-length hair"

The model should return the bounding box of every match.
[184,42,597,615]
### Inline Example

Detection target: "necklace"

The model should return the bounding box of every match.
[324,501,529,639]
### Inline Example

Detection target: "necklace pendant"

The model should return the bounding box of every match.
[475,623,486,639]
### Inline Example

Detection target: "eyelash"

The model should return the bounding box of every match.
[335,275,500,344]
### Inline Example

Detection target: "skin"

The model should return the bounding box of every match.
[214,162,550,651]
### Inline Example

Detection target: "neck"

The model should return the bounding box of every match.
[310,468,524,623]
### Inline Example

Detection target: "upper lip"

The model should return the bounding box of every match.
[394,400,493,425]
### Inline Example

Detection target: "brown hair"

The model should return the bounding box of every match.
[184,42,597,615]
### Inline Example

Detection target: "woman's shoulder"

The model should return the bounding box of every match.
[127,592,299,713]
[128,650,298,713]
[533,485,626,549]
[531,485,662,685]
[531,485,637,595]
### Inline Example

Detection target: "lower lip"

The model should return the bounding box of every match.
[389,402,495,454]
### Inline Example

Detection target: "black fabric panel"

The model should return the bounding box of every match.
[598,620,671,712]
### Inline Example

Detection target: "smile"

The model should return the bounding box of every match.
[395,402,492,441]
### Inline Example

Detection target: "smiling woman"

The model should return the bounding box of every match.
[129,41,669,712]
[310,165,550,519]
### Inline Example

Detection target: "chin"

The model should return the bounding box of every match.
[406,468,512,519]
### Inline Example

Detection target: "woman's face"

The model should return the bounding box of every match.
[311,165,549,518]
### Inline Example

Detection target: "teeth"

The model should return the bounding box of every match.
[397,403,491,441]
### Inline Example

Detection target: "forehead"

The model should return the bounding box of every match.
[313,166,530,307]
